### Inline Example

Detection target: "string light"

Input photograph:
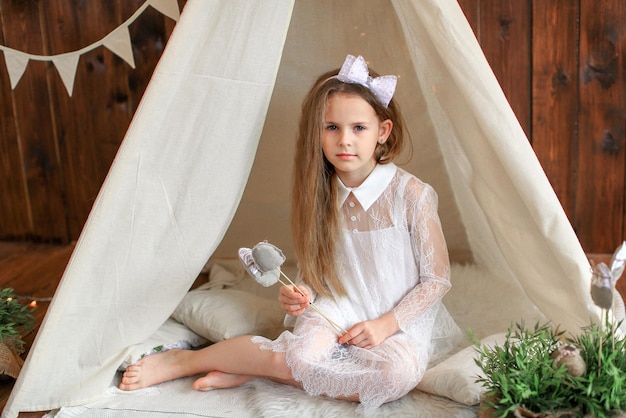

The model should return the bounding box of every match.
[6,295,52,305]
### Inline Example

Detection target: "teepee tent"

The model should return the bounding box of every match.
[4,0,608,416]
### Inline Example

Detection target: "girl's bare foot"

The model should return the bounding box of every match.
[119,349,189,391]
[193,371,252,391]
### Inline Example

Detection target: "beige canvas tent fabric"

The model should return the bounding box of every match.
[4,0,604,416]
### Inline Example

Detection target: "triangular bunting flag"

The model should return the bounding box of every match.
[149,0,180,21]
[103,26,136,69]
[2,49,29,89]
[52,54,80,96]
[1,0,180,97]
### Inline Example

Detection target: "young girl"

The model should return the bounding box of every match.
[119,54,461,415]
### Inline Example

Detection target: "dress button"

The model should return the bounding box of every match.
[350,216,357,222]
[352,228,358,233]
[348,202,355,208]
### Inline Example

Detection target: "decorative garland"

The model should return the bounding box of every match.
[0,0,180,96]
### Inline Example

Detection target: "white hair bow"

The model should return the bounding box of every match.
[337,54,397,108]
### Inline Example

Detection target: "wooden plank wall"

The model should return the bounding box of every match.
[0,0,185,242]
[458,0,626,254]
[0,0,625,254]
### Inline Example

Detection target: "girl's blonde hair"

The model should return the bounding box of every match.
[291,68,407,297]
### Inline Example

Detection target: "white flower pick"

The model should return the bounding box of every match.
[238,242,283,287]
[238,241,347,335]
[591,241,626,311]
[609,240,626,285]
[590,241,626,356]
[591,263,613,310]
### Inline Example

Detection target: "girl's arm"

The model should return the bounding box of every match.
[393,183,451,332]
[337,311,399,349]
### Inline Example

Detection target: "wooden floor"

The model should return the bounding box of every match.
[0,242,74,417]
[0,243,624,417]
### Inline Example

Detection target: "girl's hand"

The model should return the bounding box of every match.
[278,285,310,316]
[338,312,399,349]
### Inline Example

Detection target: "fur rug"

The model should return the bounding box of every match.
[46,375,477,418]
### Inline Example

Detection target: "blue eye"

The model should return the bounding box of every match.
[326,124,339,131]
[355,125,365,131]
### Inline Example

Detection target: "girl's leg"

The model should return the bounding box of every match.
[192,371,255,390]
[119,335,292,391]
[192,373,359,402]
[193,372,303,391]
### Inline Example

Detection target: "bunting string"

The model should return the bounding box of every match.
[0,0,180,96]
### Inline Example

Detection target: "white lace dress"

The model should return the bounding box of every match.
[252,163,461,415]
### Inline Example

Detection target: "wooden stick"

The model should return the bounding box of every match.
[278,271,348,335]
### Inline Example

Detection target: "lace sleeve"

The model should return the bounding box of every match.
[393,182,451,332]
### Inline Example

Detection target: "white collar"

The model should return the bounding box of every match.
[336,163,397,211]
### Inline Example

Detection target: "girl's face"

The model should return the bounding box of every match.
[322,93,392,187]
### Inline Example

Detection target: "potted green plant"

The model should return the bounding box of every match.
[473,319,625,418]
[473,242,626,418]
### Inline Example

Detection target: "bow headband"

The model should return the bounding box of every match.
[336,54,397,108]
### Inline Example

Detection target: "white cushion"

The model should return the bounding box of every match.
[416,332,506,405]
[171,287,286,342]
